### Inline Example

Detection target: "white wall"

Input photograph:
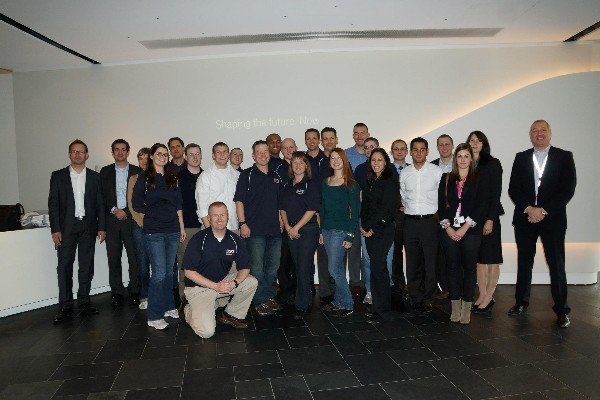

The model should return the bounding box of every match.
[10,42,600,218]
[0,74,19,204]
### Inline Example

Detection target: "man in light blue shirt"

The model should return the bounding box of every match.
[100,139,142,307]
[345,122,369,172]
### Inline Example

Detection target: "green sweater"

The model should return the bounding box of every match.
[320,180,360,242]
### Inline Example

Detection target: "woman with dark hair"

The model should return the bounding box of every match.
[132,143,185,330]
[319,148,360,318]
[438,144,490,324]
[361,148,399,322]
[467,131,504,314]
[279,151,320,320]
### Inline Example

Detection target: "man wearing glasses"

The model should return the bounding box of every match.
[49,139,106,324]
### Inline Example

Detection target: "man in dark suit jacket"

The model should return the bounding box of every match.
[100,139,142,307]
[49,139,106,324]
[508,120,576,328]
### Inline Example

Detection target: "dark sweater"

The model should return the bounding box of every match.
[178,167,203,228]
[360,174,400,233]
[320,180,360,242]
[132,172,182,234]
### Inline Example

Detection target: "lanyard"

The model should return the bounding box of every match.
[456,177,466,215]
[533,153,548,205]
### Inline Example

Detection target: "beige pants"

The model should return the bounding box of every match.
[183,272,257,338]
[177,227,203,297]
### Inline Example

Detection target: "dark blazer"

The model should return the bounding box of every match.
[477,156,505,219]
[48,167,106,234]
[99,163,141,217]
[361,174,400,233]
[438,172,490,235]
[508,146,576,229]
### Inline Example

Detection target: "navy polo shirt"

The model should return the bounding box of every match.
[233,164,282,236]
[131,172,182,234]
[273,160,291,185]
[183,228,251,286]
[306,149,330,182]
[268,156,284,172]
[178,167,203,228]
[279,176,320,224]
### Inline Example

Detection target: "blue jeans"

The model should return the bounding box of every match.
[362,235,394,292]
[144,232,179,320]
[246,235,282,306]
[287,222,319,312]
[132,223,150,299]
[322,229,353,310]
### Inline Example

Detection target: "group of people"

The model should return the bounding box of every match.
[48,119,577,337]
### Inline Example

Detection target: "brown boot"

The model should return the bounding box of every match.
[450,300,461,322]
[460,301,472,324]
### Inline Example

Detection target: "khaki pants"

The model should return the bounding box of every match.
[177,227,203,297]
[183,272,257,338]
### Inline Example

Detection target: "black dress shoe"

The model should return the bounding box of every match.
[292,310,305,320]
[413,302,432,314]
[557,314,571,328]
[111,295,123,307]
[507,305,527,316]
[53,308,73,324]
[79,304,99,315]
[473,298,495,314]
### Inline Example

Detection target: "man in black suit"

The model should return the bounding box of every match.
[49,139,106,324]
[100,139,142,307]
[508,120,576,328]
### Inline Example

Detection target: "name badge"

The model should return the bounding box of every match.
[453,216,465,227]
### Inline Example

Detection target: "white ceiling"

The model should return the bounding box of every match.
[1,0,599,72]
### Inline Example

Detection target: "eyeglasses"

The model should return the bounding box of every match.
[69,150,86,155]
[364,145,377,150]
[154,152,169,158]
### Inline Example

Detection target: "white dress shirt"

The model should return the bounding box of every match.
[195,163,240,230]
[400,162,442,215]
[69,166,87,218]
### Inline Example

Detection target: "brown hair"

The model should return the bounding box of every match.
[288,151,312,179]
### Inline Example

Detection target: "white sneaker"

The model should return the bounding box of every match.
[363,292,372,305]
[138,299,148,310]
[147,319,169,330]
[164,309,179,319]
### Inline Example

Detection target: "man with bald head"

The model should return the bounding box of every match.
[508,120,576,328]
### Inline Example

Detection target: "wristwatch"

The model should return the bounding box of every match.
[238,221,246,229]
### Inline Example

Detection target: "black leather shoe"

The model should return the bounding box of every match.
[79,304,99,315]
[413,302,432,314]
[111,295,122,307]
[557,314,571,328]
[53,308,73,324]
[507,305,527,316]
[292,310,305,320]
[473,298,495,314]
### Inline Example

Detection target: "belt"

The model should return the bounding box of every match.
[405,214,434,220]
[75,216,86,221]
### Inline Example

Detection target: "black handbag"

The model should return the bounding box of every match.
[0,203,25,232]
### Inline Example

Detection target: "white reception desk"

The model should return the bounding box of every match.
[1,228,599,317]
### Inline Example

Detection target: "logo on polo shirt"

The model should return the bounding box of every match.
[225,249,235,256]
[274,178,280,184]
[295,189,305,195]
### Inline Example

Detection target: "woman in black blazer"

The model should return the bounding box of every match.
[361,148,399,322]
[438,143,490,324]
[467,131,504,314]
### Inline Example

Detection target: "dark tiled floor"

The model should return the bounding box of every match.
[1,283,600,399]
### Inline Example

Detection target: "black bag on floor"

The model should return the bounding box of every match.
[0,203,25,232]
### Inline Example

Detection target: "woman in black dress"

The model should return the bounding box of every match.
[361,148,399,322]
[467,131,504,314]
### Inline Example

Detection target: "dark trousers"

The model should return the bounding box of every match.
[105,217,138,296]
[346,225,363,286]
[404,217,439,304]
[287,222,319,312]
[316,243,335,298]
[514,224,570,315]
[56,219,96,309]
[435,237,449,292]
[277,231,296,298]
[366,223,395,320]
[392,210,407,288]
[441,233,481,302]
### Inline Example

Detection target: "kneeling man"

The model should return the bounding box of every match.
[182,201,257,338]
